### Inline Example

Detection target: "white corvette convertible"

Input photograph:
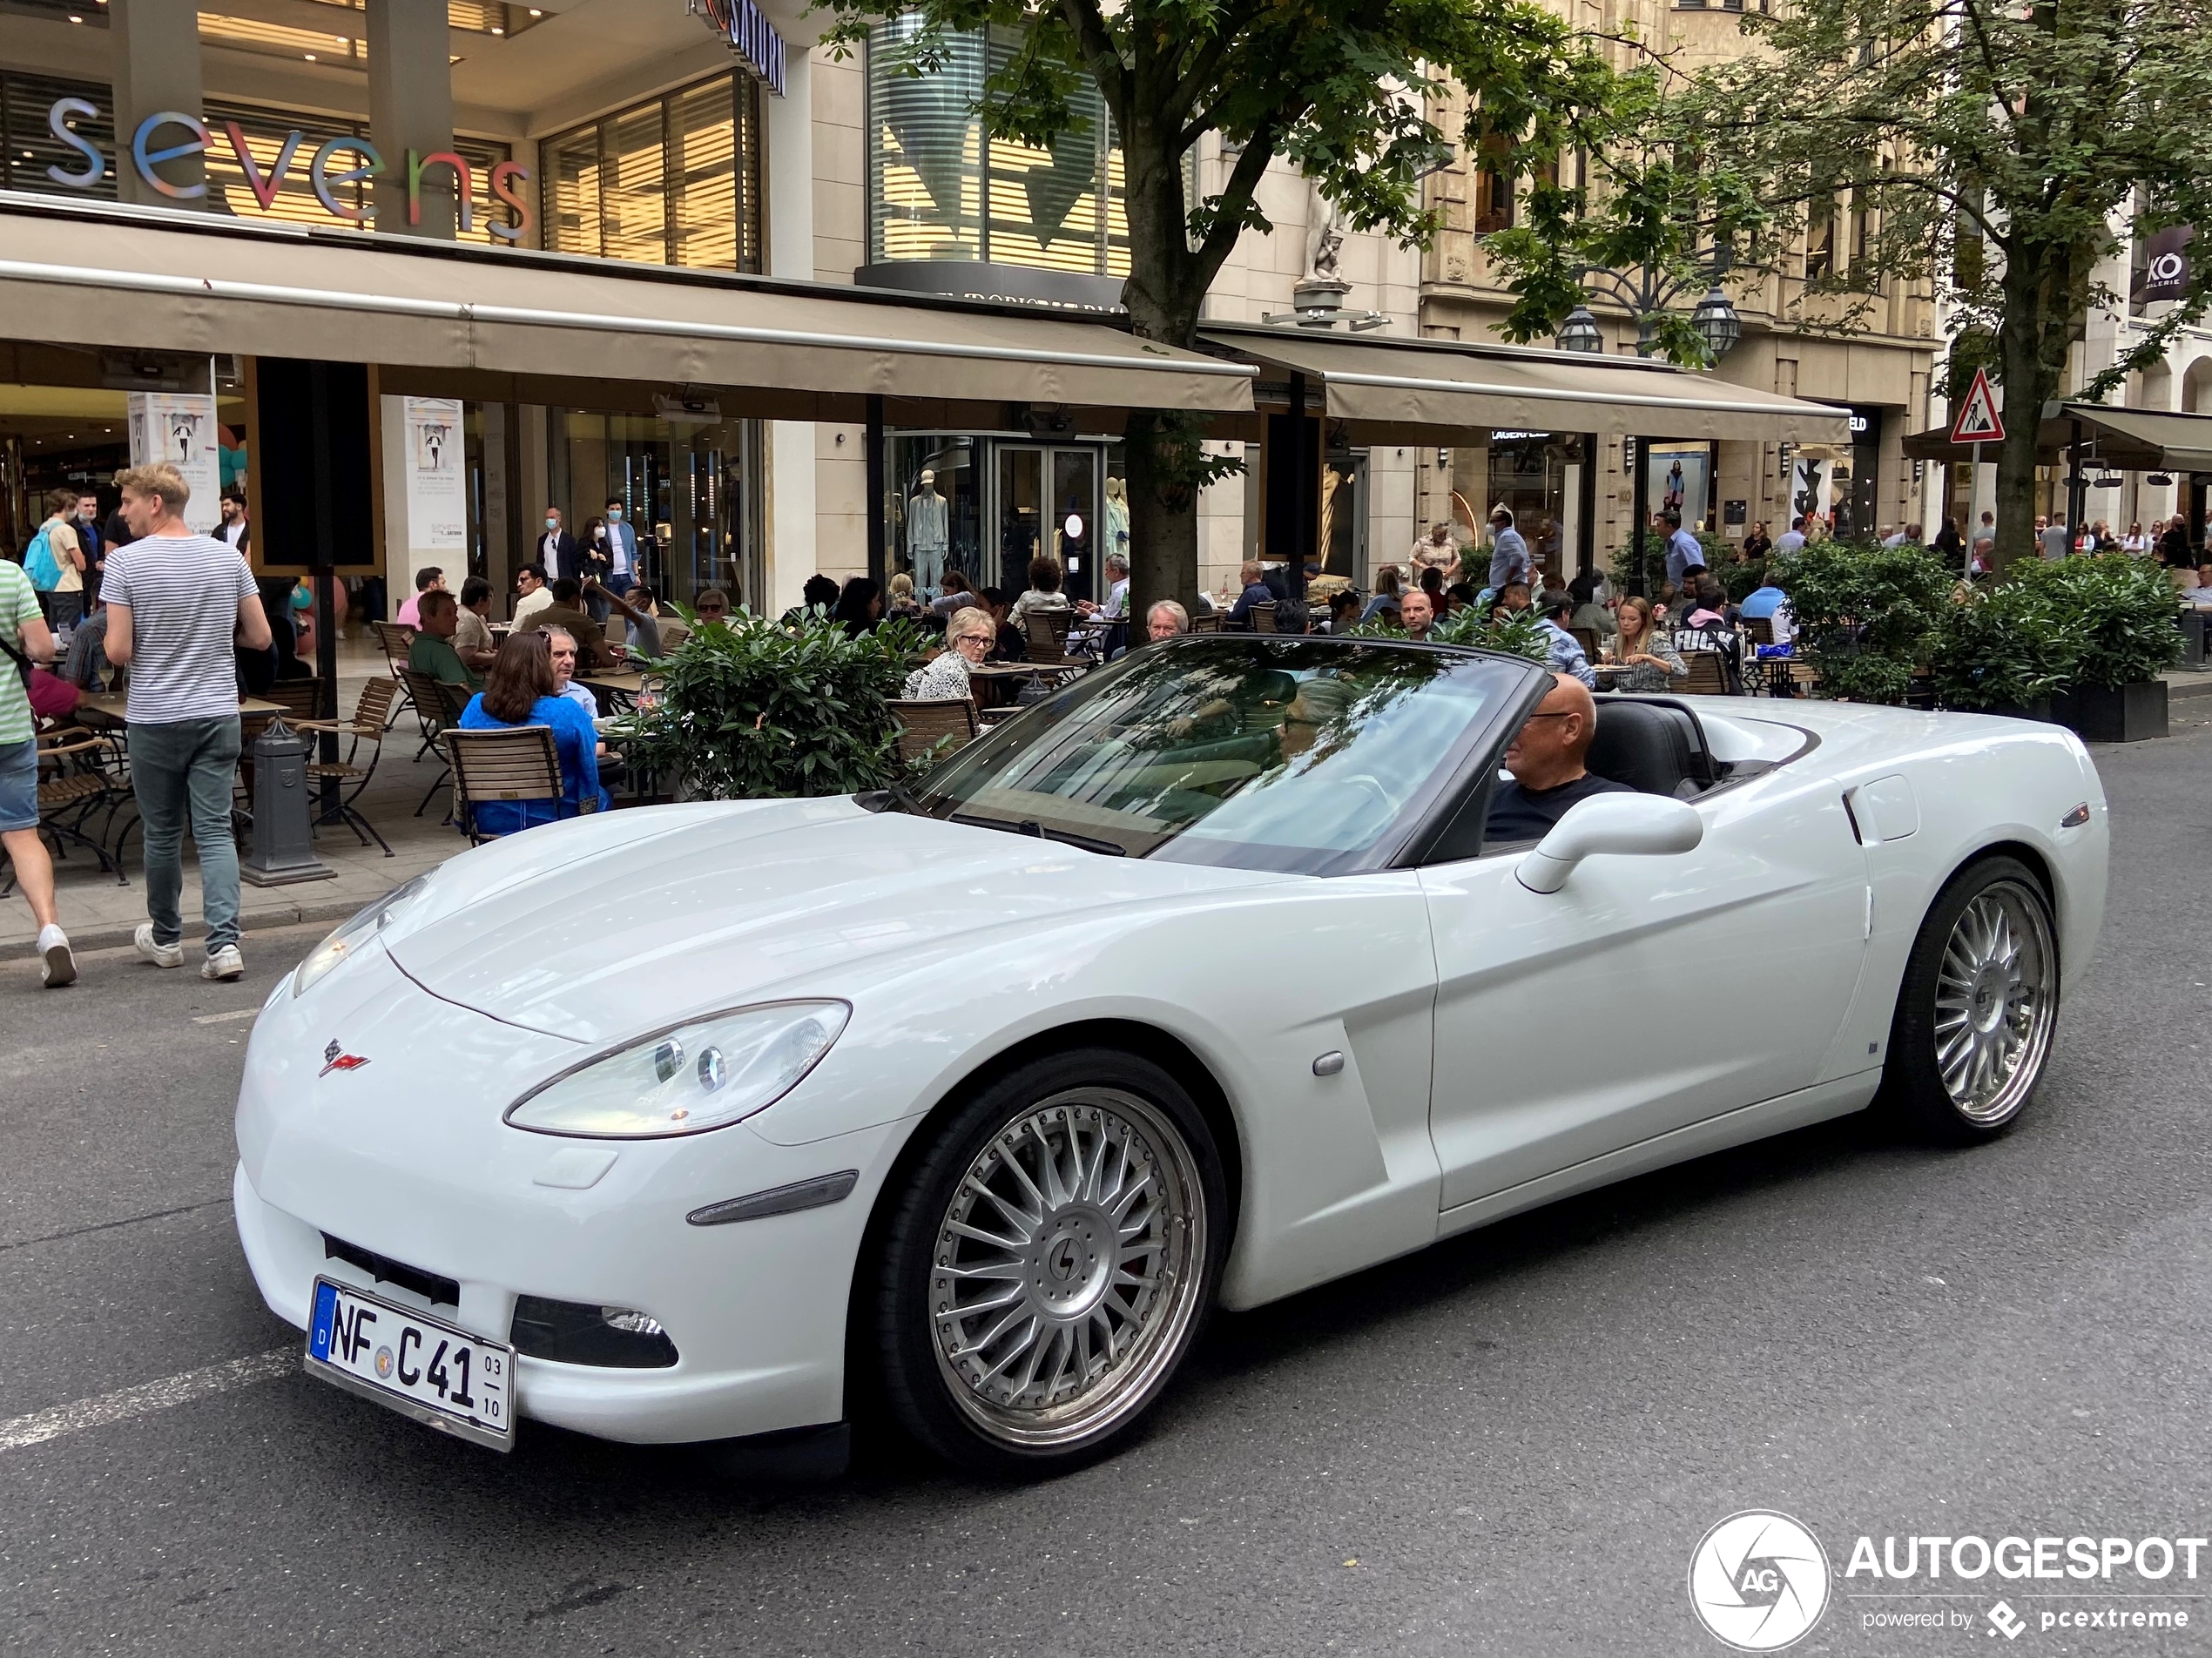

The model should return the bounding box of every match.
[236,636,2107,1475]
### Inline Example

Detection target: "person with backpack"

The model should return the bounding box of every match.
[23,490,87,633]
[0,549,75,986]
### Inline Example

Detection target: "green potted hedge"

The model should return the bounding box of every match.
[1770,540,1952,705]
[621,608,923,799]
[2012,556,2180,742]
[1930,580,2078,721]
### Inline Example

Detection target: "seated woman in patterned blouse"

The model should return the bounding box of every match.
[902,606,996,702]
[1608,595,1689,693]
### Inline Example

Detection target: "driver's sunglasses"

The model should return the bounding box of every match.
[1524,711,1578,721]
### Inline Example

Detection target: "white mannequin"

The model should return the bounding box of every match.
[1104,475,1130,563]
[908,468,949,596]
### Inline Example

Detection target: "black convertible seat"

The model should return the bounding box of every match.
[1587,698,1716,799]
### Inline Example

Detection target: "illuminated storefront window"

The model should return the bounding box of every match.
[539,72,763,272]
[866,17,1127,284]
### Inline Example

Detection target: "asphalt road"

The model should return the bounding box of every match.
[3,711,2209,1658]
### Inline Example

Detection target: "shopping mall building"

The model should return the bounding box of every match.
[0,0,1845,616]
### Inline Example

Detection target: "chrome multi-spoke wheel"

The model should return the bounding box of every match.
[1932,881,2056,1125]
[1888,858,2060,1143]
[876,1050,1223,1474]
[929,1088,1204,1448]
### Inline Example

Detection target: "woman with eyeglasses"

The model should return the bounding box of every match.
[902,607,995,702]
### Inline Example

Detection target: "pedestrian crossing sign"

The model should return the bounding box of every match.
[1950,368,2006,445]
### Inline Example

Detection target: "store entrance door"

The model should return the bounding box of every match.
[996,445,1100,602]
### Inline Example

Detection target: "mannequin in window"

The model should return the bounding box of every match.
[1104,475,1130,564]
[907,468,949,597]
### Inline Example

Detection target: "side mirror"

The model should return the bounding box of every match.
[1515,792,1703,893]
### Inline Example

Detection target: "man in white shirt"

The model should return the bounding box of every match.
[1773,516,1808,556]
[1079,553,1130,621]
[512,563,555,628]
[600,497,639,588]
[2040,517,2071,560]
[538,508,578,583]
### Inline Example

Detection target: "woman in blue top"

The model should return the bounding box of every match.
[456,630,609,836]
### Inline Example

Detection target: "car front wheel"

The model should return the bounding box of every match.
[872,1048,1224,1477]
[1885,855,2060,1143]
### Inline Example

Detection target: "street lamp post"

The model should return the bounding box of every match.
[1554,258,1743,595]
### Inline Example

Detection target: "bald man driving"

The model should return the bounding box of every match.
[1485,672,1630,842]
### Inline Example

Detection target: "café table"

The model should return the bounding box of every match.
[74,691,287,729]
[578,671,645,716]
[968,660,1085,709]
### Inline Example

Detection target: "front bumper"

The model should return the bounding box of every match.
[234,945,901,1445]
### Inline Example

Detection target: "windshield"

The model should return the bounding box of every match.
[910,638,1534,873]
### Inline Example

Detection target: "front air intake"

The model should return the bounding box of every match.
[509,1296,680,1368]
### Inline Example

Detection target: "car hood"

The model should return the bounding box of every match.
[383,797,1285,1044]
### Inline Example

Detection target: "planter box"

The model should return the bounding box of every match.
[2054,680,2168,743]
[2180,611,2208,671]
[1975,698,2054,723]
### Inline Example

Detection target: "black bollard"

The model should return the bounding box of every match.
[241,718,336,887]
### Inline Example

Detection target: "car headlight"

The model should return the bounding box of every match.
[503,1001,851,1139]
[292,875,434,998]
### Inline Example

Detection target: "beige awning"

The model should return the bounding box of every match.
[1199,323,1849,441]
[1905,401,2212,471]
[0,201,1253,413]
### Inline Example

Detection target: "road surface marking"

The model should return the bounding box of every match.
[0,1347,294,1452]
[192,1008,262,1025]
[0,1196,232,1255]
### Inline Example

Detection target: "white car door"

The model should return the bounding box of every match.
[1419,778,1871,1211]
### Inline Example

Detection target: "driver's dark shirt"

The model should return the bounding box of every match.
[1485,771,1632,844]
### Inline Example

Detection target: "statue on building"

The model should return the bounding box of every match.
[1305,183,1345,284]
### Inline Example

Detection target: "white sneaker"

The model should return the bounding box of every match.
[134,923,184,969]
[202,945,245,981]
[38,925,75,988]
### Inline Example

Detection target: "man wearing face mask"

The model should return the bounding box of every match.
[584,497,637,625]
[537,507,579,584]
[600,496,638,588]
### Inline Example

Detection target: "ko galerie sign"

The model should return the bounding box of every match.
[44,98,533,240]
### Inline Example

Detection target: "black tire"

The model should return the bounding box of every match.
[1883,855,2060,1145]
[871,1047,1226,1478]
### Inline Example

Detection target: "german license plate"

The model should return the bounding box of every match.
[305,1277,515,1451]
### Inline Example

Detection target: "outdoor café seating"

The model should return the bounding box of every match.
[1023,610,1079,664]
[293,677,400,856]
[0,726,128,893]
[445,725,564,847]
[370,620,417,728]
[888,697,981,765]
[399,668,474,817]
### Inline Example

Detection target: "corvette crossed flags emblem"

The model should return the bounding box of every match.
[320,1041,370,1077]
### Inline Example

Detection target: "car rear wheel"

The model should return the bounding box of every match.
[872,1048,1224,1477]
[1885,855,2060,1144]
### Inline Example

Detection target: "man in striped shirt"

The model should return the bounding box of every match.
[102,462,272,981]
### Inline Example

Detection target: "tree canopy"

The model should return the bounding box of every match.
[819,0,1620,610]
[1487,0,2212,563]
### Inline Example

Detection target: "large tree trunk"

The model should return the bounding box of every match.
[1123,408,1204,618]
[1115,108,1210,623]
[1990,238,2087,574]
[1989,302,2049,576]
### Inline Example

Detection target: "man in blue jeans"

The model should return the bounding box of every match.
[102,462,272,981]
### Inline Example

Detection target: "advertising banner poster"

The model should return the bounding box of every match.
[126,391,223,535]
[403,397,467,553]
